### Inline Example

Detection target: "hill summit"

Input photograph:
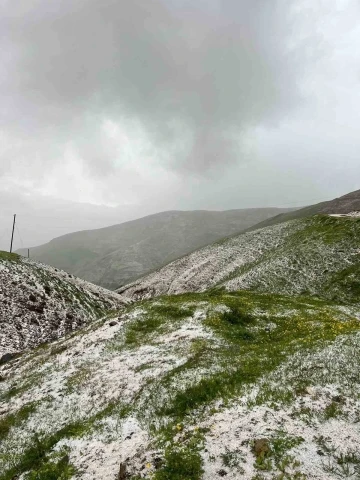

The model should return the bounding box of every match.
[245,188,360,231]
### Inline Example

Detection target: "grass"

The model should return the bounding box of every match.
[0,430,76,480]
[221,447,246,472]
[121,290,360,479]
[2,287,360,480]
[0,369,47,402]
[125,314,164,346]
[252,432,305,477]
[215,215,360,303]
[0,251,20,262]
[315,435,360,477]
[0,403,38,441]
[153,446,204,480]
[151,427,206,480]
[64,364,93,393]
[153,293,358,421]
[24,448,76,480]
[324,261,360,303]
[0,399,130,480]
[293,215,360,246]
[110,301,196,349]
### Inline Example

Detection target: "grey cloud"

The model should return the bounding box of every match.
[1,0,303,174]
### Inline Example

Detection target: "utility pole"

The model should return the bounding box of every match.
[10,214,16,253]
[28,248,30,258]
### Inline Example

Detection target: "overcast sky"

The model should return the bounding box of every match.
[1,0,360,249]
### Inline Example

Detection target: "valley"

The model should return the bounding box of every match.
[1,200,360,479]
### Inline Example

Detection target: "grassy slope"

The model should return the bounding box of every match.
[120,215,360,305]
[245,188,360,232]
[223,215,360,302]
[244,203,328,232]
[16,208,293,290]
[0,291,359,479]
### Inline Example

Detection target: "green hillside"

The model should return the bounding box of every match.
[17,208,293,290]
[120,215,360,305]
[246,188,360,232]
[1,290,359,479]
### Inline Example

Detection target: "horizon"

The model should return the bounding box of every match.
[0,187,350,252]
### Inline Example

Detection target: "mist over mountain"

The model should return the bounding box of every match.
[0,190,160,252]
[17,208,293,290]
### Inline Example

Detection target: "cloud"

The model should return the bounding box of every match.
[0,0,359,217]
[0,0,305,178]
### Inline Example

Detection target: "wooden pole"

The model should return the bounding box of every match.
[28,248,30,258]
[10,214,16,253]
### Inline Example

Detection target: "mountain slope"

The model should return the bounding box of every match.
[245,188,360,232]
[119,215,360,303]
[17,208,293,290]
[0,251,127,356]
[1,290,359,479]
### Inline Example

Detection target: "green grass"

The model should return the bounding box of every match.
[153,447,203,480]
[24,449,76,480]
[149,304,195,319]
[125,314,164,346]
[221,447,246,472]
[323,261,360,303]
[110,301,196,349]
[0,369,47,402]
[252,432,305,477]
[117,290,360,479]
[216,215,360,302]
[137,291,360,424]
[64,364,93,393]
[2,287,360,480]
[151,428,205,480]
[0,403,38,441]
[0,251,20,262]
[0,400,130,480]
[0,430,76,480]
[293,215,360,245]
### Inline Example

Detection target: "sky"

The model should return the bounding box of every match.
[1,0,360,249]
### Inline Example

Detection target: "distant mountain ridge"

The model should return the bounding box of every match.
[17,208,293,290]
[245,188,360,232]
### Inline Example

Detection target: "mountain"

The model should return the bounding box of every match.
[1,288,359,479]
[0,190,160,252]
[244,188,360,232]
[1,205,360,479]
[17,208,294,290]
[119,214,360,303]
[0,251,127,356]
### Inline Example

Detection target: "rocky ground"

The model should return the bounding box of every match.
[0,252,127,356]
